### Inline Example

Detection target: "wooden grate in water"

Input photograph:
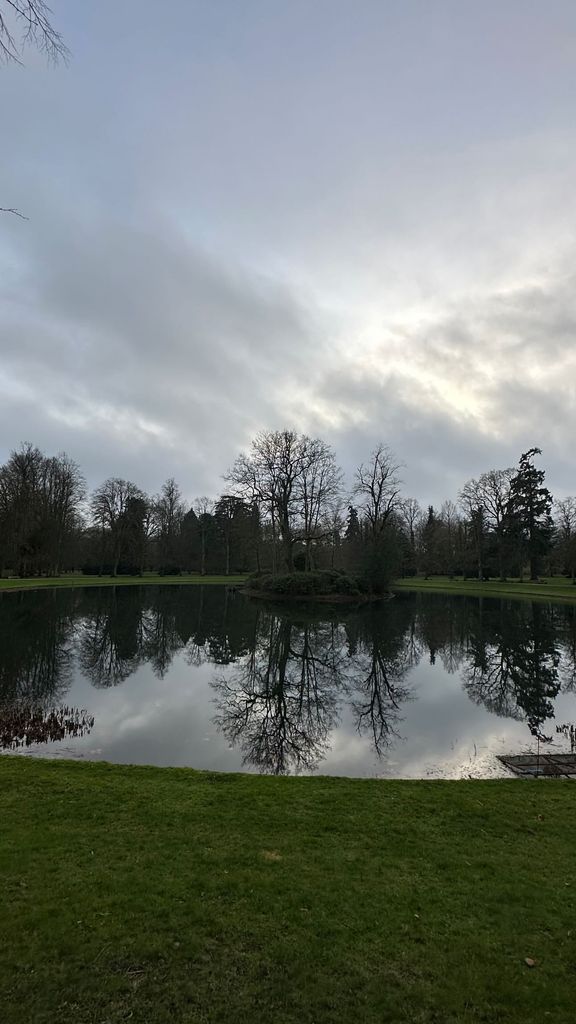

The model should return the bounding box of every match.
[498,753,576,778]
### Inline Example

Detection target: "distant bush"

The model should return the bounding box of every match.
[81,562,142,576]
[246,569,368,598]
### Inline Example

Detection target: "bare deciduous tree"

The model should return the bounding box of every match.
[90,478,146,576]
[193,496,215,576]
[1,2,69,219]
[353,444,402,536]
[297,438,342,570]
[0,0,69,65]
[458,478,486,580]
[554,497,576,581]
[152,478,186,568]
[460,471,512,579]
[399,497,422,557]
[227,429,342,572]
[0,442,85,575]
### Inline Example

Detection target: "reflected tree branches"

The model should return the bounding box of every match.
[1,586,576,767]
[212,603,415,772]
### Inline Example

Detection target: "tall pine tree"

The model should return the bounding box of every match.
[509,448,553,581]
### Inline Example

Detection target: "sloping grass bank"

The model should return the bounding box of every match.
[1,758,575,1024]
[393,575,576,604]
[0,573,247,593]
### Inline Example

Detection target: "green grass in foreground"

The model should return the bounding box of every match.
[0,574,247,592]
[393,575,576,603]
[1,759,575,1024]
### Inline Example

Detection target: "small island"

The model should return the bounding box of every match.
[242,569,392,603]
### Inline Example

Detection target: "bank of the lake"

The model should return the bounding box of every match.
[2,574,576,606]
[1,757,575,1024]
[0,573,247,593]
[393,575,576,604]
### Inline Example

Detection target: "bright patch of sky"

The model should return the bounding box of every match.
[1,0,576,505]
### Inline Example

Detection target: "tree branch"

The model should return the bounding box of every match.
[0,206,29,219]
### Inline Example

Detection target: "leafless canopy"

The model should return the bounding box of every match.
[226,429,342,571]
[353,443,403,535]
[0,0,69,65]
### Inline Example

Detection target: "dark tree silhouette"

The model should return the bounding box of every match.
[508,449,553,581]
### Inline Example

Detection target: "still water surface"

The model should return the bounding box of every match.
[1,585,575,777]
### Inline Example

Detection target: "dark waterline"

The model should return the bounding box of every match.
[1,585,575,777]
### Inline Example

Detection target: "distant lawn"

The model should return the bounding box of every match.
[0,573,247,592]
[2,573,576,605]
[393,575,576,604]
[0,758,575,1024]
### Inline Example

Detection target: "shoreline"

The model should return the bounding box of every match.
[241,586,390,604]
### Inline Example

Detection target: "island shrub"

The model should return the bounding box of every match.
[246,569,368,597]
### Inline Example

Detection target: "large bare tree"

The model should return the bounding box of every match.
[152,478,186,568]
[0,442,85,575]
[227,429,342,572]
[90,478,147,576]
[353,444,402,536]
[193,496,215,576]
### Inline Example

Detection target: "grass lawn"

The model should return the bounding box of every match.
[0,574,247,592]
[393,575,576,604]
[1,759,575,1024]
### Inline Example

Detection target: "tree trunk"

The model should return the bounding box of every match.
[498,534,505,581]
[283,537,294,572]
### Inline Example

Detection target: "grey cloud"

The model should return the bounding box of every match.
[0,207,328,498]
[2,0,576,508]
[306,266,576,504]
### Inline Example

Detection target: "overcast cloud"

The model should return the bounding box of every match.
[1,0,575,506]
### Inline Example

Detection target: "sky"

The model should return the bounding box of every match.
[1,0,576,508]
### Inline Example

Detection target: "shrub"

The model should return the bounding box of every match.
[247,569,364,597]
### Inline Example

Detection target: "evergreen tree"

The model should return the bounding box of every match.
[508,448,553,581]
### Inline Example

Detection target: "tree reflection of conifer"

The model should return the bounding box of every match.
[463,600,562,740]
[212,609,343,774]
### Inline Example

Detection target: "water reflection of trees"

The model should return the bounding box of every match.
[0,590,76,706]
[344,604,415,757]
[212,611,342,773]
[1,585,576,765]
[407,593,576,743]
[0,590,90,750]
[75,586,258,687]
[212,601,416,773]
[0,704,94,750]
[462,601,565,739]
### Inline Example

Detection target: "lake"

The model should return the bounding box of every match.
[1,585,575,777]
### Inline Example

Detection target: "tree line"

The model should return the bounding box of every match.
[0,433,574,582]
